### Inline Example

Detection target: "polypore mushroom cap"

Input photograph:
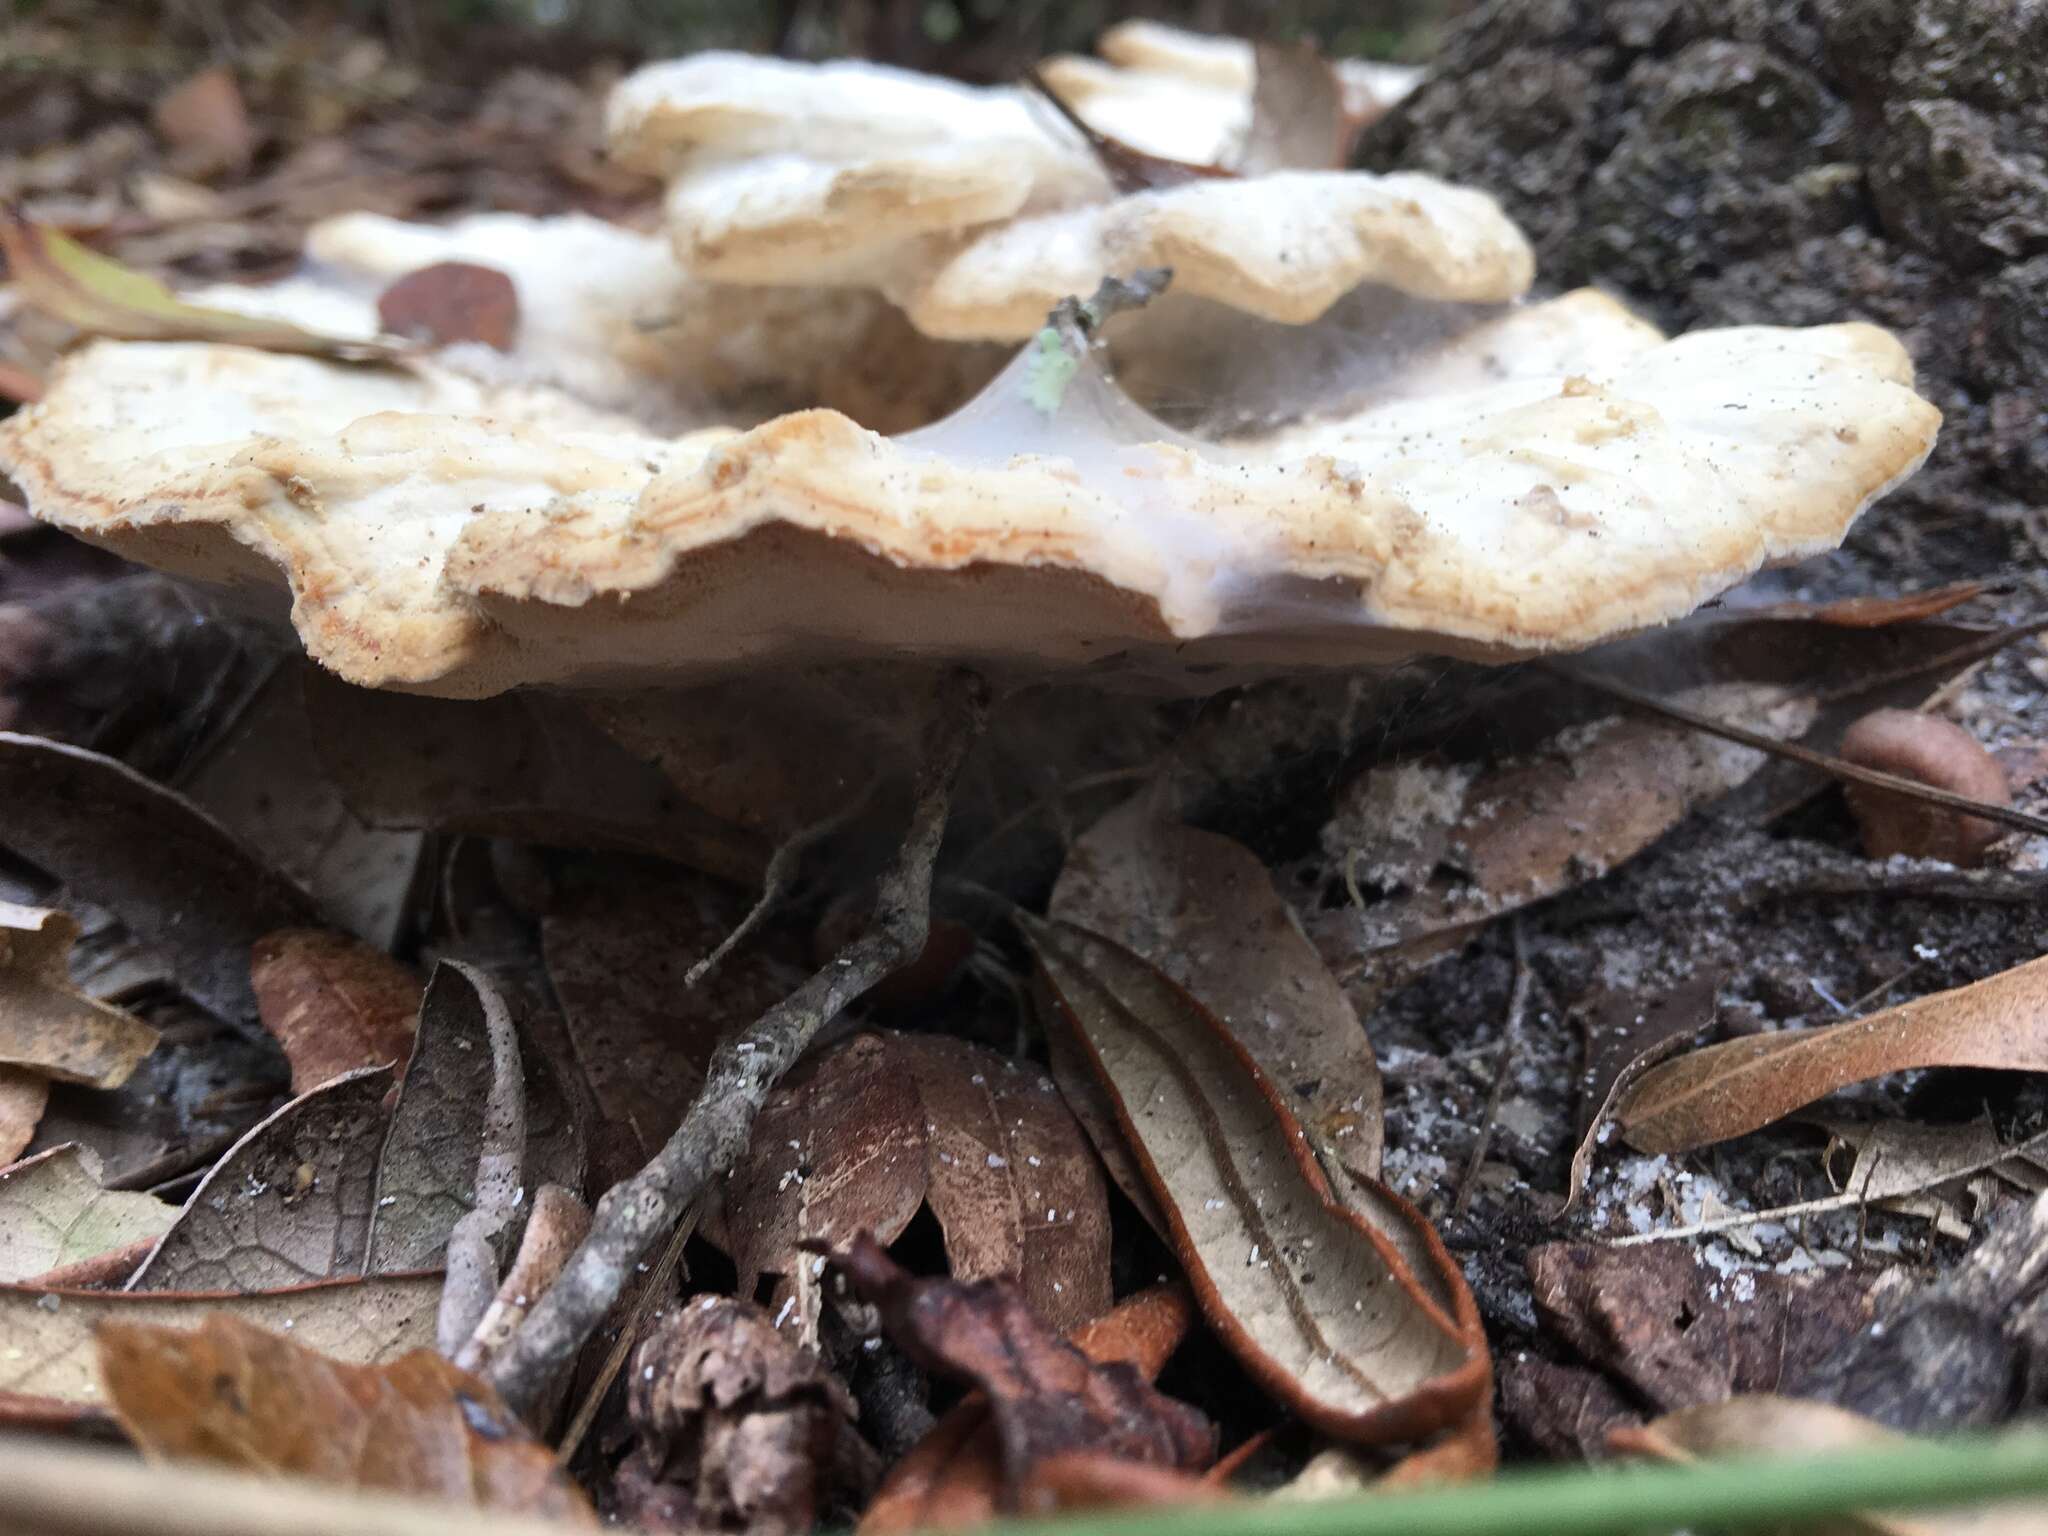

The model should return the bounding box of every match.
[1084,19,1424,127]
[0,288,1939,699]
[607,48,1531,332]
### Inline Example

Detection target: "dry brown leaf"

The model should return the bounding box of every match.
[542,863,809,1186]
[184,666,426,951]
[1051,800,1383,1195]
[1748,581,1997,628]
[126,1066,394,1292]
[1025,918,1491,1450]
[0,1272,440,1406]
[306,676,769,886]
[0,902,159,1088]
[456,1184,588,1375]
[827,1234,1214,1508]
[0,1144,172,1283]
[726,1032,927,1326]
[0,734,318,1023]
[251,929,423,1096]
[1315,684,1814,978]
[98,1315,591,1522]
[725,1030,1112,1339]
[1617,954,2048,1154]
[0,1067,48,1165]
[1612,1395,2046,1536]
[378,262,521,351]
[892,1032,1112,1334]
[860,1285,1194,1535]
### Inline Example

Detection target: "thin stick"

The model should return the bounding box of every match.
[554,1201,699,1466]
[686,775,879,988]
[1451,920,1530,1218]
[1605,1126,2048,1247]
[1552,663,2048,840]
[486,670,988,1416]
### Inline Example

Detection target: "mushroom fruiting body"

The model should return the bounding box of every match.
[0,283,1938,697]
[1838,709,2012,866]
[606,40,1530,342]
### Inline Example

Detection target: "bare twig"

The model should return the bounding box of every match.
[685,775,879,988]
[1552,662,2048,840]
[1452,920,1531,1218]
[1606,1126,2048,1247]
[486,669,989,1416]
[436,962,527,1358]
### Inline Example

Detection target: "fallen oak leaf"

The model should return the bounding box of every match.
[0,1272,441,1406]
[0,902,159,1089]
[0,206,396,360]
[821,1234,1214,1508]
[0,1144,172,1283]
[1023,917,1492,1451]
[1617,954,2048,1154]
[125,1066,394,1292]
[97,1315,591,1522]
[860,1284,1195,1534]
[251,928,422,1096]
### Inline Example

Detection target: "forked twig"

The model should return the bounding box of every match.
[486,670,989,1415]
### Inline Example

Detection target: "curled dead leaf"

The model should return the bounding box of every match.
[0,1144,172,1284]
[0,902,158,1089]
[1024,917,1492,1451]
[825,1234,1214,1511]
[1617,954,2048,1154]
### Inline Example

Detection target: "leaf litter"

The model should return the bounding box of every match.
[3,10,2048,1528]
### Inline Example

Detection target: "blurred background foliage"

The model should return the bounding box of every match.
[5,0,1457,79]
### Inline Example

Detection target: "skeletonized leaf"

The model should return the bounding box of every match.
[0,1144,172,1283]
[0,902,158,1087]
[126,1066,394,1292]
[0,734,318,1023]
[1618,955,2048,1154]
[0,1273,440,1405]
[1052,801,1383,1194]
[1025,918,1490,1448]
[251,929,422,1095]
[0,208,396,360]
[1613,1395,2045,1535]
[98,1316,591,1521]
